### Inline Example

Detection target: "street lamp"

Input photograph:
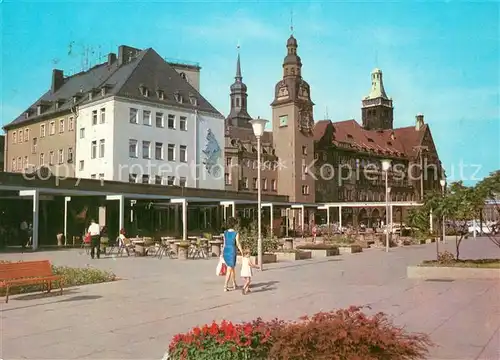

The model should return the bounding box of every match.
[381,159,392,252]
[249,117,268,270]
[440,178,446,243]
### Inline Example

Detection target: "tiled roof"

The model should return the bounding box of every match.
[313,119,426,158]
[4,47,222,130]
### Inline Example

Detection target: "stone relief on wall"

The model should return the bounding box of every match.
[202,128,222,177]
[298,104,314,134]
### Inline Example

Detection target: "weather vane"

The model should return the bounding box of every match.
[290,9,294,34]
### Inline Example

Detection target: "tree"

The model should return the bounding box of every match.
[475,170,500,248]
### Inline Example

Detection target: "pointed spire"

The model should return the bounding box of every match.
[290,9,294,34]
[235,43,242,81]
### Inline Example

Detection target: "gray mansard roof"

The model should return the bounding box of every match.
[4,47,222,130]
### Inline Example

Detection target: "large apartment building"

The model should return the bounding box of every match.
[3,45,225,190]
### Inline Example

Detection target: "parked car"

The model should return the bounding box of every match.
[468,224,492,234]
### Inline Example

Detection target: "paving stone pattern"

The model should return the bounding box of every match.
[1,238,499,359]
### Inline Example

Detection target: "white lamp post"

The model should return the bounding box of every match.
[440,178,446,243]
[249,117,268,270]
[381,159,392,252]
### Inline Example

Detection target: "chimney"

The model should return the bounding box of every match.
[108,53,117,66]
[415,113,424,130]
[118,45,141,66]
[51,69,64,94]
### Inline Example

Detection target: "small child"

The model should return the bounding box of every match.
[241,249,258,295]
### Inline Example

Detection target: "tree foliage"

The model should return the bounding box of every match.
[475,170,500,247]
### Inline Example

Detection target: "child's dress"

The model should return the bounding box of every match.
[241,257,253,278]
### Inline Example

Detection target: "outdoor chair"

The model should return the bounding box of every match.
[188,239,208,259]
[117,238,134,257]
[142,237,155,255]
[156,240,176,259]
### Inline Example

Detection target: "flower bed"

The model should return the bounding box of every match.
[0,261,116,297]
[338,244,363,254]
[237,254,277,265]
[420,258,500,268]
[167,306,432,359]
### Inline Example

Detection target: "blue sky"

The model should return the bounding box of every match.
[1,1,499,184]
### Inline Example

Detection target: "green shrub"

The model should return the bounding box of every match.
[238,221,279,256]
[296,244,339,250]
[0,261,116,297]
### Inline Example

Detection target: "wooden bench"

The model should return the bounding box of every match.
[0,260,63,303]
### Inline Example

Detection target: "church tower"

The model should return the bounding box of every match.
[226,49,252,128]
[361,68,394,130]
[271,34,315,203]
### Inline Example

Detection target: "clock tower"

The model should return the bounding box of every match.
[271,34,315,203]
[361,68,394,130]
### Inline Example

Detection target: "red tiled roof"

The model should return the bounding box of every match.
[313,119,426,158]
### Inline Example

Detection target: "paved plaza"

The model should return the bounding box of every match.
[1,238,499,360]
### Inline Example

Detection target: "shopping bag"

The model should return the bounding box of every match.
[84,233,91,244]
[216,257,227,276]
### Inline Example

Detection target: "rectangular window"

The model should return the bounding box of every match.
[156,112,164,127]
[59,119,65,133]
[40,124,46,137]
[167,114,175,129]
[142,141,151,159]
[32,137,37,154]
[155,175,162,185]
[49,121,55,135]
[301,185,309,195]
[167,176,175,186]
[179,145,187,163]
[92,110,98,125]
[79,160,84,171]
[271,179,277,191]
[243,177,249,189]
[99,139,105,158]
[302,145,307,155]
[79,128,85,139]
[17,157,21,170]
[142,174,150,184]
[68,117,74,131]
[91,174,97,179]
[179,177,187,187]
[179,116,187,131]
[129,173,137,183]
[129,139,138,158]
[252,178,258,189]
[39,153,45,166]
[167,144,175,161]
[12,158,16,171]
[129,108,138,124]
[155,142,163,160]
[12,131,16,144]
[91,141,97,159]
[68,147,73,162]
[24,129,29,142]
[263,178,268,190]
[100,108,106,124]
[58,149,64,164]
[23,156,28,169]
[99,173,104,180]
[143,110,151,125]
[49,151,54,165]
[224,173,231,185]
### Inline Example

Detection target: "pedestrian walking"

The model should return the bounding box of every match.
[87,219,101,259]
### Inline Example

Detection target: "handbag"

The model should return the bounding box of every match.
[216,256,227,276]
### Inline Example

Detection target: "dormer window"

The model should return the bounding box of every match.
[189,94,197,106]
[101,88,106,96]
[347,134,353,139]
[390,132,395,140]
[156,89,165,100]
[367,138,374,142]
[24,111,30,119]
[139,85,149,97]
[174,91,183,103]
[37,105,43,116]
[55,99,64,109]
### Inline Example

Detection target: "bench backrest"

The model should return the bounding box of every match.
[0,260,54,281]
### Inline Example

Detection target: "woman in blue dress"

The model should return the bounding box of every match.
[223,217,243,292]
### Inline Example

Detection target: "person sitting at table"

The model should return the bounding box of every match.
[117,228,133,256]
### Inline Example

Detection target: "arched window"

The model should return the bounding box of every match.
[291,68,295,75]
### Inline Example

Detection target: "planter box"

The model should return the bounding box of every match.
[407,265,500,280]
[338,245,363,254]
[425,238,436,244]
[275,251,312,261]
[308,248,340,258]
[237,254,277,265]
